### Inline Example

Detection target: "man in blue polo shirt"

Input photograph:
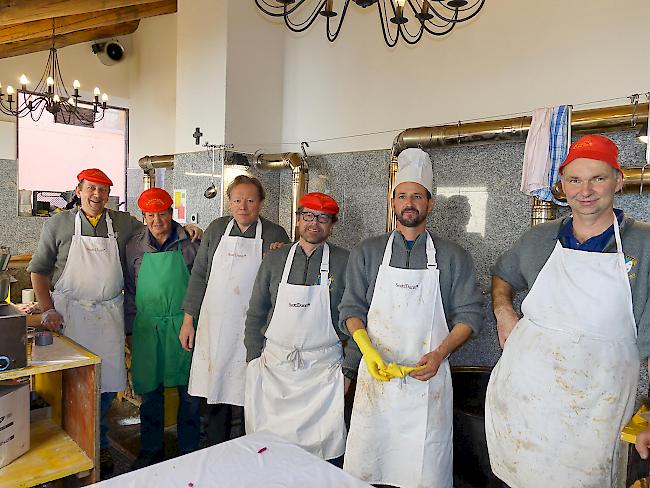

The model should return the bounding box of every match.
[485,134,650,488]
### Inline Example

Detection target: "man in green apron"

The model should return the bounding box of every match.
[124,188,201,469]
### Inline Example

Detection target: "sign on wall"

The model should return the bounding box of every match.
[173,189,187,224]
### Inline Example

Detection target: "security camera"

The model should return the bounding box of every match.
[91,40,125,66]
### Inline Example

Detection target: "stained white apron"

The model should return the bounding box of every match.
[188,218,263,405]
[344,232,453,488]
[485,215,639,488]
[245,242,346,460]
[52,211,127,393]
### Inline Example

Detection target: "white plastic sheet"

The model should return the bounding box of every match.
[92,431,372,488]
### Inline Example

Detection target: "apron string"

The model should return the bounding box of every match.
[224,217,236,236]
[105,211,116,238]
[74,210,82,235]
[284,343,343,371]
[381,232,395,267]
[280,242,330,285]
[254,218,262,240]
[613,212,623,254]
[280,243,300,284]
[426,231,438,268]
[320,243,330,287]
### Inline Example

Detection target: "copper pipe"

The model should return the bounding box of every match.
[393,103,648,152]
[531,197,558,226]
[137,154,175,191]
[387,102,650,231]
[386,147,399,231]
[254,152,309,241]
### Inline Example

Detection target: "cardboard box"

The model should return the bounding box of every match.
[0,381,30,469]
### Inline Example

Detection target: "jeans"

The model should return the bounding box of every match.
[100,392,116,449]
[206,403,245,446]
[140,384,201,454]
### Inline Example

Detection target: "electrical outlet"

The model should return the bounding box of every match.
[190,213,198,224]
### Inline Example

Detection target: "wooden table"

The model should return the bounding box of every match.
[0,333,101,487]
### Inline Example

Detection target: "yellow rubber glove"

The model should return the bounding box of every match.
[383,363,426,379]
[352,329,389,382]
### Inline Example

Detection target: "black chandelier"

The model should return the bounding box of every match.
[255,0,485,47]
[0,21,109,126]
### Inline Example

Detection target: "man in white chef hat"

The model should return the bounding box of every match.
[339,148,483,488]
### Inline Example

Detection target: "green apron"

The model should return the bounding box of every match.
[131,242,192,394]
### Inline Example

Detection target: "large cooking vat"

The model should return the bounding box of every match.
[452,365,501,488]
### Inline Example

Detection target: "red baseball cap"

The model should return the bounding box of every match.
[138,188,173,212]
[77,168,113,186]
[299,192,340,215]
[559,135,621,174]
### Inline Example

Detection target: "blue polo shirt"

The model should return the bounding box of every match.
[557,208,624,252]
[148,226,178,251]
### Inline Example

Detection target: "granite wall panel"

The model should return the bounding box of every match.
[4,129,649,391]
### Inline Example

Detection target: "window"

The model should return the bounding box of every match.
[17,97,128,217]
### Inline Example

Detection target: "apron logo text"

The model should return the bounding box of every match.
[395,283,419,290]
[288,302,310,308]
[228,252,248,258]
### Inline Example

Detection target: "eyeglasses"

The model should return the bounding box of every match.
[299,211,333,224]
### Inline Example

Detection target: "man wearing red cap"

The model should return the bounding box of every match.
[485,134,650,488]
[28,170,202,476]
[124,188,201,468]
[244,192,360,464]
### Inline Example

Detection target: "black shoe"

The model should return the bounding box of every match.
[130,449,164,471]
[100,448,114,478]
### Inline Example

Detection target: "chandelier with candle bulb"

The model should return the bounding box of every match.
[255,0,485,47]
[0,21,109,126]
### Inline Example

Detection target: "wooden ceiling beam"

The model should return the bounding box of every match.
[0,0,156,27]
[0,1,176,45]
[0,20,140,59]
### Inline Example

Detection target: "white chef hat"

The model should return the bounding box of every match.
[393,148,434,196]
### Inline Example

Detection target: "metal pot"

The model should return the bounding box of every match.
[0,271,11,302]
[452,366,502,488]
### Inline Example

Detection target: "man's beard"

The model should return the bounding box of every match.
[300,227,328,245]
[396,207,427,227]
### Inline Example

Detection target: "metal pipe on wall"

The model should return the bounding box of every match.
[254,152,309,242]
[387,102,650,231]
[137,155,175,191]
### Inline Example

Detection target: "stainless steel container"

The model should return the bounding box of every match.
[0,303,27,371]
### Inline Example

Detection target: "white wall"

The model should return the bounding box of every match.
[277,0,650,153]
[224,1,284,153]
[128,14,177,168]
[3,1,649,160]
[0,121,15,159]
[175,0,229,153]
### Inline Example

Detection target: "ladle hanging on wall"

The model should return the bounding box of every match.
[204,144,218,199]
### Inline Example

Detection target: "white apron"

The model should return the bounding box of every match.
[188,218,263,405]
[52,210,127,393]
[344,232,453,488]
[245,242,346,460]
[485,215,639,488]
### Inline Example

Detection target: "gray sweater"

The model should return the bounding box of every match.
[245,242,361,378]
[339,230,484,336]
[183,216,290,318]
[124,221,200,335]
[27,207,145,285]
[492,214,650,360]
